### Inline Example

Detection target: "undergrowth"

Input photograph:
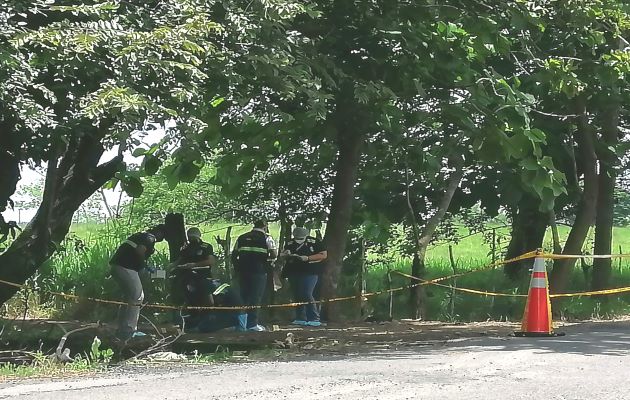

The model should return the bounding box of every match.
[5,222,630,323]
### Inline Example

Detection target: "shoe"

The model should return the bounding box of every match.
[306,321,322,327]
[291,320,308,326]
[247,325,266,332]
[131,331,148,338]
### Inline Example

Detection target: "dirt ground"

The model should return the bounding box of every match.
[4,319,630,399]
[0,320,592,362]
[1,318,523,358]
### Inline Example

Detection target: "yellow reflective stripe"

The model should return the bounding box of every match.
[123,240,138,249]
[212,283,230,295]
[238,246,268,254]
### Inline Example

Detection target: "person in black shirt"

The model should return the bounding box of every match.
[171,227,216,319]
[231,219,277,332]
[109,225,165,339]
[172,227,246,332]
[281,227,327,327]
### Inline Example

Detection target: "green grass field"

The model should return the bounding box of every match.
[18,222,630,322]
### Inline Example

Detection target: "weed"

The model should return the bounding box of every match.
[8,221,630,322]
[0,336,114,380]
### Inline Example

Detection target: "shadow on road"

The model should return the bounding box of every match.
[407,320,630,357]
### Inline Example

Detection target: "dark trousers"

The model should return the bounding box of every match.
[238,272,267,328]
[290,274,320,321]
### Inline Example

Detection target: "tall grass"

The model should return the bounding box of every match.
[17,221,630,321]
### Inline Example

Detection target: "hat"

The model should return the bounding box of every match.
[292,227,309,240]
[254,219,268,229]
[187,227,202,239]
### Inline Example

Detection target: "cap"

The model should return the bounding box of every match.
[187,227,202,239]
[254,219,268,229]
[292,227,309,240]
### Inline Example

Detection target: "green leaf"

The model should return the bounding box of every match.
[102,178,119,190]
[162,164,180,190]
[178,162,201,183]
[211,97,225,108]
[143,155,162,176]
[121,176,144,198]
[525,128,546,144]
[132,148,148,157]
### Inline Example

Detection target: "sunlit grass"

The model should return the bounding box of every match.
[23,221,630,322]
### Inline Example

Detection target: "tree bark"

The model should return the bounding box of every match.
[549,210,562,254]
[0,134,122,304]
[408,156,464,319]
[592,101,620,291]
[320,129,364,320]
[164,213,186,262]
[503,195,547,280]
[549,98,598,293]
[0,119,22,229]
[321,99,365,321]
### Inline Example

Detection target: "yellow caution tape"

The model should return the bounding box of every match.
[391,270,528,298]
[550,286,630,298]
[2,249,630,311]
[539,252,630,260]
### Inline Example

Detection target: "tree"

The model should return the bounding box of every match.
[0,0,224,303]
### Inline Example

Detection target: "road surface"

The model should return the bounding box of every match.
[3,321,630,400]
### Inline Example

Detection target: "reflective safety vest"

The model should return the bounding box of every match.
[233,230,269,274]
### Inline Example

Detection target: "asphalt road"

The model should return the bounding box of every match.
[3,321,630,400]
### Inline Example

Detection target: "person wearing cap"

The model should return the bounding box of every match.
[281,227,327,327]
[172,227,247,332]
[171,227,217,308]
[109,224,166,339]
[231,219,278,331]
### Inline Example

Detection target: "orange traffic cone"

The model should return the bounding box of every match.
[514,256,564,337]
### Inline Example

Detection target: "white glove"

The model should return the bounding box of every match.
[298,255,309,262]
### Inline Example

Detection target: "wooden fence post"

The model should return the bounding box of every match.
[356,238,366,318]
[224,226,233,281]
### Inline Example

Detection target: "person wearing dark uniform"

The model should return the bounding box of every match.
[172,227,246,332]
[171,227,216,313]
[110,225,165,339]
[281,227,327,326]
[231,219,277,332]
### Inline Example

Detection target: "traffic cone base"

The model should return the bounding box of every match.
[513,331,565,337]
[514,256,564,337]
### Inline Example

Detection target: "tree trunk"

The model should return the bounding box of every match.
[549,210,562,254]
[592,102,620,291]
[164,213,186,262]
[321,123,365,321]
[0,134,122,304]
[549,98,598,293]
[504,195,547,280]
[0,122,22,231]
[408,156,464,319]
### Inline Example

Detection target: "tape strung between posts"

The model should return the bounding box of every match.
[0,250,539,311]
[3,250,630,310]
[393,254,630,299]
[391,270,528,298]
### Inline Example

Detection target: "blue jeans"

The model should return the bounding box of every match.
[238,273,267,328]
[290,275,319,321]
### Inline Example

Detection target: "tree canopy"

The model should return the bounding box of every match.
[1,0,629,307]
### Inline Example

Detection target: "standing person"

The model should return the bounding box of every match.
[109,225,166,339]
[171,227,246,332]
[170,227,216,316]
[281,227,327,326]
[231,219,277,331]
